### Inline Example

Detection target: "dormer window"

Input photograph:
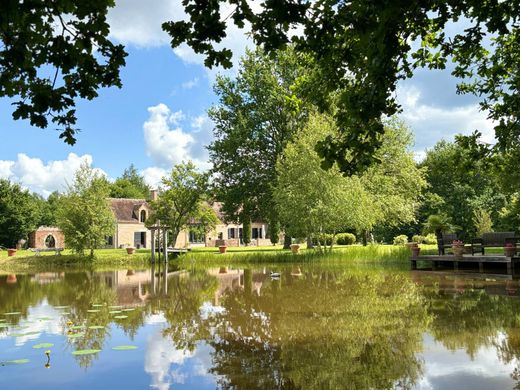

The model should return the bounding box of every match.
[140,210,146,222]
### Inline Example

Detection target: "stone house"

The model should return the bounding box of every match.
[28,226,65,249]
[108,198,152,249]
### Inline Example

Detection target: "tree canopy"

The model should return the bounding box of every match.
[166,0,520,174]
[108,164,151,199]
[1,0,126,144]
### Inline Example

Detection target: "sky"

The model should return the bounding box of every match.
[0,0,496,197]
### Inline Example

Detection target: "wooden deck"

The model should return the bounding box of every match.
[411,254,520,275]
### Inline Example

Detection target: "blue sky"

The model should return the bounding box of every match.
[0,0,496,196]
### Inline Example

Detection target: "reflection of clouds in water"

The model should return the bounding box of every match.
[144,326,216,390]
[416,333,517,390]
[145,313,167,325]
[200,301,225,320]
[0,300,64,346]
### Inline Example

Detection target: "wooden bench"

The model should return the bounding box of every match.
[437,233,458,255]
[471,232,517,255]
[30,248,64,256]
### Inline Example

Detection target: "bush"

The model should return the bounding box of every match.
[424,233,437,245]
[393,234,408,246]
[411,235,425,244]
[313,233,336,246]
[336,233,356,245]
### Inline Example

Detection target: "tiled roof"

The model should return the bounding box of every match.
[109,198,149,222]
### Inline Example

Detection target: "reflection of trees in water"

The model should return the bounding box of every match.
[162,268,430,389]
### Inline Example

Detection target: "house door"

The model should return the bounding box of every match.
[134,232,146,248]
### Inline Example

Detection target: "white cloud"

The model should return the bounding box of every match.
[107,0,186,47]
[0,153,104,197]
[143,103,213,172]
[396,84,496,154]
[181,77,199,90]
[141,166,168,189]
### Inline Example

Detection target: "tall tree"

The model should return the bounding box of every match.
[56,163,115,257]
[167,1,520,174]
[109,164,151,199]
[208,47,311,230]
[0,180,41,248]
[148,162,210,246]
[1,1,126,144]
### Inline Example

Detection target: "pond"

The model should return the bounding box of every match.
[1,262,520,389]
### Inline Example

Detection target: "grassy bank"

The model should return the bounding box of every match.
[0,244,426,274]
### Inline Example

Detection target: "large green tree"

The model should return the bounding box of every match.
[208,47,310,229]
[1,0,126,144]
[56,163,115,257]
[0,179,41,248]
[275,113,425,247]
[148,162,212,246]
[109,164,151,199]
[166,1,520,174]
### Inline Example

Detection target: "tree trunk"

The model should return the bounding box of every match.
[362,230,368,246]
[307,236,314,249]
[283,234,292,249]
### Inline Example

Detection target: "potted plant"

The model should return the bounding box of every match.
[504,243,516,258]
[219,245,227,254]
[409,242,420,258]
[126,247,136,255]
[6,274,17,284]
[290,244,300,254]
[7,248,17,257]
[452,240,464,259]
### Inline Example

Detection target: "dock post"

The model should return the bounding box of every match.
[454,261,458,271]
[479,262,484,272]
[151,230,155,264]
[507,260,512,275]
[411,260,417,270]
[432,260,437,270]
[164,230,169,263]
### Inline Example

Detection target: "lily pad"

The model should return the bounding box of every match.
[109,310,122,314]
[61,312,71,315]
[72,349,101,356]
[112,345,138,350]
[11,331,40,337]
[0,318,6,322]
[121,308,135,312]
[54,306,69,309]
[87,309,100,313]
[0,359,30,366]
[88,325,105,330]
[70,325,85,330]
[108,305,122,309]
[9,333,26,337]
[92,304,104,307]
[0,323,8,328]
[4,312,21,316]
[38,317,53,321]
[114,315,128,319]
[33,343,54,349]
[67,332,85,339]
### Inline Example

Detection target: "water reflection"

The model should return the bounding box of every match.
[1,265,520,389]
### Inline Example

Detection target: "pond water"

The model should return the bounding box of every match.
[1,262,520,389]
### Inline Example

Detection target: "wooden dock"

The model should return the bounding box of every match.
[411,254,520,275]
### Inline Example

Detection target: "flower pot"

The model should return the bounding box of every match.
[290,244,300,254]
[410,246,420,259]
[126,247,136,255]
[219,245,227,254]
[7,249,16,257]
[6,274,17,284]
[452,245,464,260]
[505,246,516,258]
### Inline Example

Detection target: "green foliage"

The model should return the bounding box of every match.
[148,162,210,245]
[336,233,356,245]
[0,1,126,144]
[37,191,61,227]
[109,165,151,199]
[393,235,408,246]
[56,163,115,257]
[269,220,280,245]
[166,1,520,175]
[411,235,426,244]
[242,217,252,246]
[473,209,494,237]
[208,47,310,225]
[189,202,220,240]
[0,180,41,247]
[424,234,438,245]
[423,214,458,239]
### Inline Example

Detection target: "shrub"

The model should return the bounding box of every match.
[424,233,437,245]
[337,233,356,245]
[393,234,408,246]
[411,235,425,244]
[313,233,336,246]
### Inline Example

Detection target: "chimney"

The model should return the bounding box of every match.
[150,189,159,201]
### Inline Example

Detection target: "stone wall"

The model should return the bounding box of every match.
[28,227,65,249]
[115,223,151,249]
[214,239,240,247]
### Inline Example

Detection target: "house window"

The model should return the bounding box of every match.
[106,236,113,246]
[252,228,263,239]
[228,228,236,239]
[189,231,205,243]
[218,232,223,240]
[140,210,147,223]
